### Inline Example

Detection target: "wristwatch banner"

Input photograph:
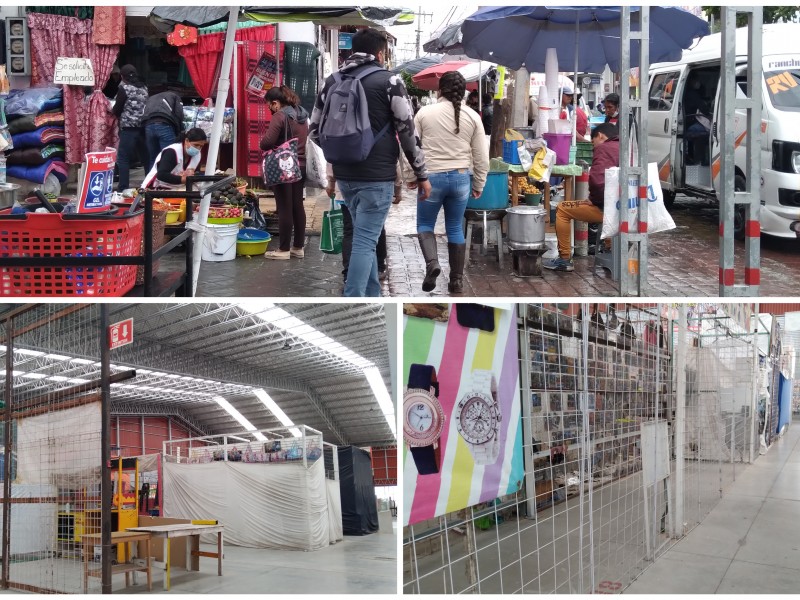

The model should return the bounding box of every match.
[402,304,523,527]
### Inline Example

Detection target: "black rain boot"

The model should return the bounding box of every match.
[447,243,466,294]
[417,231,441,292]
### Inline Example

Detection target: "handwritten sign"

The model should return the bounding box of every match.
[246,52,278,96]
[53,57,95,86]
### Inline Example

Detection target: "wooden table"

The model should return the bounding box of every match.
[82,531,152,593]
[127,523,224,591]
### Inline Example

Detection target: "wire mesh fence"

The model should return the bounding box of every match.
[1,304,104,594]
[403,303,762,595]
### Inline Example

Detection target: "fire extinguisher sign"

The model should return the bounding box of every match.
[108,318,134,350]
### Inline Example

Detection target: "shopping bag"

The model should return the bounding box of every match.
[319,196,343,254]
[305,138,328,188]
[645,162,676,234]
[528,147,555,182]
[262,137,302,187]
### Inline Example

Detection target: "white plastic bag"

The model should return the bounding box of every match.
[518,145,533,171]
[645,162,676,234]
[601,163,675,239]
[600,167,639,239]
[305,138,328,188]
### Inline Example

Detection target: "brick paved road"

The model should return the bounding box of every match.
[160,190,800,298]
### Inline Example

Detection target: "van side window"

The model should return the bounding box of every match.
[649,71,681,111]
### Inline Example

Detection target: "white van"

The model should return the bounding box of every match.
[647,23,800,239]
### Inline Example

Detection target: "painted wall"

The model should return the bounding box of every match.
[111,415,201,457]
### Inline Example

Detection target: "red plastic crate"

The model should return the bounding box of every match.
[0,212,144,297]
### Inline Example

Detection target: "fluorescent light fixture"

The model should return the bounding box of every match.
[45,353,70,361]
[49,376,69,382]
[364,366,396,438]
[214,396,262,436]
[252,388,302,438]
[20,373,47,380]
[71,358,95,365]
[69,378,90,384]
[252,431,268,442]
[17,349,45,357]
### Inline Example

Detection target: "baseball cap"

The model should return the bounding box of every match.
[560,84,574,96]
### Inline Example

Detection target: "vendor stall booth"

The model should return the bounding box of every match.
[338,446,378,536]
[163,426,340,551]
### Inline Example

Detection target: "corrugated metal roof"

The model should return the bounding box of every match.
[1,303,394,447]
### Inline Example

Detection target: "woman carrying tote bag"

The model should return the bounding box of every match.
[260,85,309,260]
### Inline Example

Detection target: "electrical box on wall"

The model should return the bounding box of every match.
[5,16,30,76]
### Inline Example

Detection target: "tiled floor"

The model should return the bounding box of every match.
[625,424,800,594]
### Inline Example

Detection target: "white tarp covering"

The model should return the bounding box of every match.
[16,402,101,485]
[326,479,343,543]
[0,484,57,555]
[163,458,331,550]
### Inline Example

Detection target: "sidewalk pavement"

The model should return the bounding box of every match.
[164,191,800,298]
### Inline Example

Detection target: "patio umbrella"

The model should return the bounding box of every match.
[460,6,710,73]
[392,55,445,76]
[461,6,710,144]
[413,60,493,91]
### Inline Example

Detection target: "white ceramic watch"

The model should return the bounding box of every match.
[455,370,501,465]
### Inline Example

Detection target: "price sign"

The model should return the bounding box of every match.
[246,52,278,96]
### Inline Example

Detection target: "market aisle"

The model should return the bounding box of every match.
[625,424,800,594]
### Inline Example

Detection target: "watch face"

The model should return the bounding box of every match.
[403,389,443,446]
[456,393,499,445]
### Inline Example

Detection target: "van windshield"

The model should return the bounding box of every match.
[765,69,800,112]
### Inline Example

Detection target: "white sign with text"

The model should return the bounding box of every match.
[53,57,95,86]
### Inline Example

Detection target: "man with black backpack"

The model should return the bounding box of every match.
[309,28,430,297]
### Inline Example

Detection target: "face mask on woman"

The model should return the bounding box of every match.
[186,144,201,157]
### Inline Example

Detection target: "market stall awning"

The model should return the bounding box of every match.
[392,55,445,75]
[149,6,415,32]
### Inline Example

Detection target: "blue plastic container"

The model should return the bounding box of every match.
[237,228,270,241]
[502,140,522,165]
[467,171,509,210]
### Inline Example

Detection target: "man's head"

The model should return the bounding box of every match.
[604,93,620,116]
[351,28,389,65]
[466,90,479,109]
[591,122,619,148]
[560,85,574,108]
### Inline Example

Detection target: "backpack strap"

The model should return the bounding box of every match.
[351,65,392,143]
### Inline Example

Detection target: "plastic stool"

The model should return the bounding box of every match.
[464,211,504,269]
[594,235,620,281]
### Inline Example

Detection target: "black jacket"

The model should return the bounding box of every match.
[141,92,184,134]
[309,54,427,183]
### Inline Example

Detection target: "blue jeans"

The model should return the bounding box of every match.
[145,122,178,171]
[416,170,471,243]
[338,180,394,297]
[117,127,148,191]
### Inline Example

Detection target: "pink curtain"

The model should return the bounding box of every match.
[27,13,91,163]
[27,13,120,163]
[86,43,120,152]
[177,33,226,100]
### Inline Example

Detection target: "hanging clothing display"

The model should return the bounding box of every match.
[26,12,120,163]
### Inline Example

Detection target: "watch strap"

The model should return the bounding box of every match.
[409,364,439,396]
[472,370,497,399]
[410,444,441,475]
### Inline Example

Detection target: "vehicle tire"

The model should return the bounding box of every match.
[733,173,746,241]
[663,189,676,208]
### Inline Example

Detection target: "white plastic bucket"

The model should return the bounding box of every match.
[201,224,239,262]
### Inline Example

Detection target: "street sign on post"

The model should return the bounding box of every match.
[108,318,133,350]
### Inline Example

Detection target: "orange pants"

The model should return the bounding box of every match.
[555,200,603,259]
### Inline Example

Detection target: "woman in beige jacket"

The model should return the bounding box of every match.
[410,71,490,294]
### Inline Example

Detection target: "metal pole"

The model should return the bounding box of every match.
[519,308,536,520]
[100,305,112,594]
[193,7,239,297]
[750,302,759,463]
[2,316,13,589]
[719,7,762,296]
[675,304,687,538]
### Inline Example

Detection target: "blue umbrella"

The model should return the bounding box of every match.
[460,6,711,72]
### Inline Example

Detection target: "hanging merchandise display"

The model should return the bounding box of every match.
[246,51,278,95]
[403,304,524,527]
